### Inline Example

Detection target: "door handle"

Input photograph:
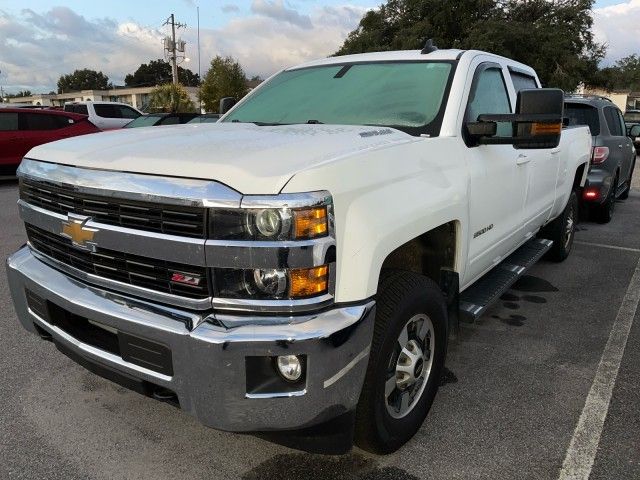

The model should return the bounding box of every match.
[516,154,530,165]
[618,144,623,148]
[551,147,561,154]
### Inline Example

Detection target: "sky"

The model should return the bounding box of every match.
[0,0,638,94]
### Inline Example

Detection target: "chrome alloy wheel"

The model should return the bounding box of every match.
[563,202,575,250]
[385,314,434,419]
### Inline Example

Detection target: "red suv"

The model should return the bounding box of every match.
[0,108,100,175]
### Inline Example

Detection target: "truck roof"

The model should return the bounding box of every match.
[288,49,534,75]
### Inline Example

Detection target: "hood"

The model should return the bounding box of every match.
[26,123,416,194]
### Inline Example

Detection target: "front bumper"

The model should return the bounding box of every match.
[7,246,375,432]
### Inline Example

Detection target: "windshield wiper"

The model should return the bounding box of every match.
[305,119,324,124]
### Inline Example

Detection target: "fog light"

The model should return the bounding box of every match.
[276,355,302,382]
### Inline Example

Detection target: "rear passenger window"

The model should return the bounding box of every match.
[0,113,19,131]
[20,113,61,130]
[118,106,140,119]
[564,103,600,136]
[510,72,538,92]
[466,66,512,138]
[604,107,623,136]
[64,105,88,115]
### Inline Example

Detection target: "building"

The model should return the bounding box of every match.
[579,85,640,113]
[5,86,200,111]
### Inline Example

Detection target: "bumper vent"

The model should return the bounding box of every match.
[26,225,210,299]
[20,178,206,238]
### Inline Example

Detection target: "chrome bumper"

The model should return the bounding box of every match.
[7,246,375,432]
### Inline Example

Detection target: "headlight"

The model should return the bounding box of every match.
[208,193,331,241]
[214,265,329,300]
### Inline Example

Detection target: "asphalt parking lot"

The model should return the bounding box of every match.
[1,169,639,480]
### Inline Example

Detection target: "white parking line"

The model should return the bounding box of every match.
[558,257,640,480]
[574,240,640,253]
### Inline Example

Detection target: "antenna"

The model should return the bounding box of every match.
[421,39,438,55]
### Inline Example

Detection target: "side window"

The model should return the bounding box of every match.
[0,113,19,131]
[76,105,88,116]
[118,106,140,119]
[510,71,538,92]
[20,113,59,130]
[94,104,120,118]
[466,66,512,138]
[616,110,627,137]
[604,107,623,136]
[160,116,179,125]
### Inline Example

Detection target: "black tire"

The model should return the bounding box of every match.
[540,190,578,262]
[593,175,618,224]
[354,270,448,454]
[620,160,635,200]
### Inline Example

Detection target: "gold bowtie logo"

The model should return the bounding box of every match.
[61,215,98,250]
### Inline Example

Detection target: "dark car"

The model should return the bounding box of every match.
[0,108,100,175]
[187,113,220,124]
[564,95,636,223]
[124,112,200,128]
[626,123,640,150]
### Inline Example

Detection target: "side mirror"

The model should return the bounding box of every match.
[219,97,237,115]
[465,88,564,149]
[629,125,640,137]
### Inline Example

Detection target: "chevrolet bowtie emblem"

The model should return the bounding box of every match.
[61,215,98,251]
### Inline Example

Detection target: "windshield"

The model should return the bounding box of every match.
[188,115,220,124]
[223,61,454,136]
[124,115,163,128]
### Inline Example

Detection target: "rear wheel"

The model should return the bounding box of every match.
[540,190,578,262]
[593,175,618,224]
[355,271,447,454]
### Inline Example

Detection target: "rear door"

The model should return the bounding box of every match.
[0,112,20,168]
[603,106,633,190]
[614,108,634,186]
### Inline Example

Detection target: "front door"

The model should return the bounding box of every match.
[463,63,527,287]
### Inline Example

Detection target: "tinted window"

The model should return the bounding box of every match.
[604,107,623,136]
[564,103,600,136]
[466,66,512,137]
[119,106,141,119]
[0,113,19,131]
[64,104,88,115]
[224,61,453,136]
[510,72,538,92]
[94,104,120,118]
[20,113,68,130]
[159,116,180,125]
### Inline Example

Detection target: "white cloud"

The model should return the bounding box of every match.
[0,4,369,93]
[593,0,640,64]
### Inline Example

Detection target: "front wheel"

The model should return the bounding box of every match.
[355,271,448,454]
[540,190,578,262]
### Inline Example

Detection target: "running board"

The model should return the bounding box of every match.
[459,238,553,323]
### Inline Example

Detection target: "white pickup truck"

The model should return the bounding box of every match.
[7,47,591,454]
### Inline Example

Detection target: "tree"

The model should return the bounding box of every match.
[592,55,640,91]
[147,83,197,113]
[199,56,248,113]
[336,0,604,92]
[57,69,110,93]
[5,90,32,98]
[124,59,200,87]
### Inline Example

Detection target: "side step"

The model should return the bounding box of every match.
[459,238,553,323]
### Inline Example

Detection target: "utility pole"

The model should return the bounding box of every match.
[163,14,186,85]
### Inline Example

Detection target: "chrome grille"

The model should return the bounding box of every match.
[26,225,210,299]
[20,178,206,238]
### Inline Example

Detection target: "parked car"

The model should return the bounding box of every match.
[124,113,200,128]
[626,123,640,150]
[0,108,99,175]
[564,95,636,222]
[187,113,220,124]
[64,101,142,130]
[8,48,591,454]
[623,109,640,124]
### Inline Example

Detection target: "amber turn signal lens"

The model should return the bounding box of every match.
[531,122,561,136]
[293,206,328,239]
[289,265,329,298]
